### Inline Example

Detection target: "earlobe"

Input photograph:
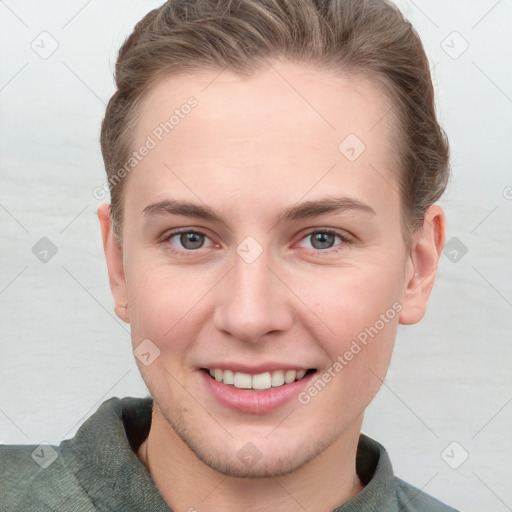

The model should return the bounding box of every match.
[97,204,130,323]
[399,205,446,325]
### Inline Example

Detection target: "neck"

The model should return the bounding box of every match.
[137,409,364,512]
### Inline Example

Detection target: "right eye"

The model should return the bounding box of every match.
[168,231,208,250]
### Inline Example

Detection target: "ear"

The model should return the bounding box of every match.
[399,204,446,325]
[97,203,129,323]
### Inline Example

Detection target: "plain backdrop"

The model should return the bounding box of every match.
[1,1,511,511]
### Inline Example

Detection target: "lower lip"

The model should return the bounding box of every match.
[200,370,315,414]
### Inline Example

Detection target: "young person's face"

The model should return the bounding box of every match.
[99,61,444,477]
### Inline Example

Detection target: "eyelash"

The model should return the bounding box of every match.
[159,227,351,257]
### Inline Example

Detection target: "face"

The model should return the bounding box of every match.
[100,61,443,478]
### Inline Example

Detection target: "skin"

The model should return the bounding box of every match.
[98,60,445,512]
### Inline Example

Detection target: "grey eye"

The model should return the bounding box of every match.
[309,232,336,250]
[178,232,205,249]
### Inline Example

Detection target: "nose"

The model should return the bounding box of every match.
[213,253,293,343]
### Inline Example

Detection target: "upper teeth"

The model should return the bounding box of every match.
[208,369,307,390]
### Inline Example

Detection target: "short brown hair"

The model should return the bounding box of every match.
[100,0,449,244]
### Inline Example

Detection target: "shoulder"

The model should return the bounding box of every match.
[0,442,92,512]
[393,477,460,512]
[0,397,153,512]
[351,434,460,512]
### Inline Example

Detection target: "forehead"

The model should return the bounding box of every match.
[135,61,394,147]
[126,61,399,221]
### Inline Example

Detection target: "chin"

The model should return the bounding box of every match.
[191,443,320,479]
[162,406,333,479]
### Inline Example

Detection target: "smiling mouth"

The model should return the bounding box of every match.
[202,368,317,390]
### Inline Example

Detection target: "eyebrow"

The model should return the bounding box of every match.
[280,197,376,222]
[142,197,377,224]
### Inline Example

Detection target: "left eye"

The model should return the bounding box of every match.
[169,231,208,250]
[299,231,343,250]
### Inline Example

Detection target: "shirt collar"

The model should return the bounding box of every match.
[60,396,171,511]
[60,396,398,512]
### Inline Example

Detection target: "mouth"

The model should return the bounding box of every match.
[199,363,319,414]
[201,367,317,390]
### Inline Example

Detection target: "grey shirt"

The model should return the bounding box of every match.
[0,396,459,511]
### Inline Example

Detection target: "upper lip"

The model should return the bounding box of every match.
[200,363,314,374]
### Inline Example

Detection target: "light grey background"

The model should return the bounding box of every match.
[1,1,511,511]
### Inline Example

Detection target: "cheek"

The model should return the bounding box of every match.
[125,258,215,351]
[295,263,404,344]
[297,301,398,423]
[290,261,403,406]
